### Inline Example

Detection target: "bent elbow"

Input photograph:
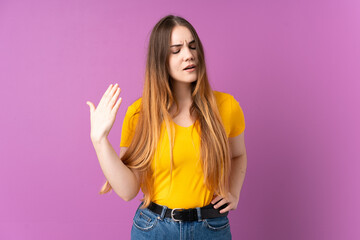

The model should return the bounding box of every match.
[113,181,140,202]
[122,195,135,202]
[119,189,139,202]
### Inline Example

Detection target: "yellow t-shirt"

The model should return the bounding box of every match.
[120,91,245,209]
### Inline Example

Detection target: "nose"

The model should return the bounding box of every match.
[183,46,195,62]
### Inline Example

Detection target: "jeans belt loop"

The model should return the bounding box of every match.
[160,205,168,220]
[196,207,202,222]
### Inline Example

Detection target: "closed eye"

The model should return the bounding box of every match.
[170,40,196,54]
[171,46,196,54]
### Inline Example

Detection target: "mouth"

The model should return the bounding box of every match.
[183,64,196,70]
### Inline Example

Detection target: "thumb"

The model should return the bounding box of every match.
[86,101,95,113]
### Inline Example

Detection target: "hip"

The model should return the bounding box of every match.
[131,202,232,240]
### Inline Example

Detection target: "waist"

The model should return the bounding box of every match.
[146,201,229,222]
[150,185,214,209]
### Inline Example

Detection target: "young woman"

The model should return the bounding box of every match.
[86,15,247,239]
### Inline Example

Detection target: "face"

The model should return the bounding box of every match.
[168,25,198,84]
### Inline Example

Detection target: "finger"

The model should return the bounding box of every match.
[211,196,222,205]
[109,83,119,98]
[103,83,119,107]
[98,84,114,107]
[86,101,95,113]
[109,87,121,108]
[214,198,228,209]
[111,96,122,116]
[219,204,232,214]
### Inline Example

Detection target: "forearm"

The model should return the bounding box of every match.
[229,154,247,198]
[92,138,139,201]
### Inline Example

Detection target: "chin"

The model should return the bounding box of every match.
[182,79,197,84]
[172,77,197,84]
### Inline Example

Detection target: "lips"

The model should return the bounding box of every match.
[183,64,196,70]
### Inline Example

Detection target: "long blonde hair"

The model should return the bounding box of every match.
[100,15,231,209]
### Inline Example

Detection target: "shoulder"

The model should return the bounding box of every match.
[213,90,245,137]
[213,90,237,108]
[213,90,244,119]
[127,97,142,113]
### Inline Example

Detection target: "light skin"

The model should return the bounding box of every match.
[211,132,247,214]
[86,25,247,213]
[168,25,248,214]
[167,25,198,124]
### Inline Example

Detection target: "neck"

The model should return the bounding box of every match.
[171,80,192,104]
[169,79,198,121]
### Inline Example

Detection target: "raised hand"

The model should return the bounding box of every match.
[86,83,122,143]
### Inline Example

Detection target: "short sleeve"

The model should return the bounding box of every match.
[120,102,140,147]
[228,96,245,138]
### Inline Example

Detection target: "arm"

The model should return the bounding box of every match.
[92,140,140,201]
[229,131,247,202]
[212,131,247,213]
[86,83,140,202]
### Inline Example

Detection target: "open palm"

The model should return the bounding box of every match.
[86,83,122,142]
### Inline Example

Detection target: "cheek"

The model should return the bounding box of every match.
[194,52,199,62]
[169,59,179,73]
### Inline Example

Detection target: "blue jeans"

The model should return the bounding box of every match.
[131,202,232,240]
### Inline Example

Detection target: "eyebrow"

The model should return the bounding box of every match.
[170,40,195,48]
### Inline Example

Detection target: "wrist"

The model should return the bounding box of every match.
[91,136,109,145]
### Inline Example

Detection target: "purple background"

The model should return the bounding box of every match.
[1,0,359,239]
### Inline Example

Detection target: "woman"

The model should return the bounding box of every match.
[86,15,247,239]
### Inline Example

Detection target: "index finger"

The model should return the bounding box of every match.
[98,84,114,106]
[211,195,223,205]
[104,84,114,96]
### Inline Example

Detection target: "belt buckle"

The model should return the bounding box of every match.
[171,208,183,222]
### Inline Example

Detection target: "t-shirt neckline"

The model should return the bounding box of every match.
[172,119,196,128]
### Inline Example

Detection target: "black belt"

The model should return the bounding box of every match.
[147,201,229,222]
